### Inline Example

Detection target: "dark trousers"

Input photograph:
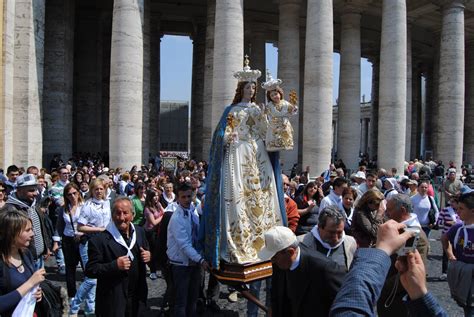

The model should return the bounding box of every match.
[145,229,159,273]
[442,250,448,274]
[62,236,82,297]
[162,263,174,310]
[172,265,202,317]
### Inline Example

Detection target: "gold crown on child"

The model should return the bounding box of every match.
[261,70,283,91]
[233,55,262,83]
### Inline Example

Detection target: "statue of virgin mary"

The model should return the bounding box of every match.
[201,57,287,268]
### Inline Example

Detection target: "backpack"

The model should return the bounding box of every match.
[34,279,68,317]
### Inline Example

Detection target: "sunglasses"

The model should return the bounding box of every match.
[369,200,381,205]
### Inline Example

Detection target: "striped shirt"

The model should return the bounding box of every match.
[436,206,461,234]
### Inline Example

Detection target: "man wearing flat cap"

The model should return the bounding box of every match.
[260,226,346,317]
[1,173,51,269]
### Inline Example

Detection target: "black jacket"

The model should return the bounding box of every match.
[271,245,346,317]
[85,225,149,317]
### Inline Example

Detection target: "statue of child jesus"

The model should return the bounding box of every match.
[261,71,298,152]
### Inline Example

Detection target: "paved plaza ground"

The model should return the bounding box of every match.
[46,229,463,316]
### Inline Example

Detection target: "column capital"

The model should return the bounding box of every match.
[432,0,467,10]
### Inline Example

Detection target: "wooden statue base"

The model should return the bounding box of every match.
[211,260,273,284]
[211,260,273,313]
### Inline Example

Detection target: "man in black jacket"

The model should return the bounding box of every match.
[85,197,150,317]
[0,173,51,269]
[259,226,346,317]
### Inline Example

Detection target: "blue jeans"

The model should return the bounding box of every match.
[422,226,431,239]
[172,265,202,317]
[34,256,44,270]
[55,245,65,269]
[69,242,96,314]
[247,278,271,317]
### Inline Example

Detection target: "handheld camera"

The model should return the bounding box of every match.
[397,227,420,256]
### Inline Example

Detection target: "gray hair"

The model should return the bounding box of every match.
[318,205,345,228]
[390,194,413,214]
[112,196,135,215]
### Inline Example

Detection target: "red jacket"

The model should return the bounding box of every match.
[285,195,300,233]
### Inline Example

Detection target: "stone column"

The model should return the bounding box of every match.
[377,0,406,173]
[248,28,266,105]
[369,57,379,160]
[149,14,161,156]
[298,28,306,165]
[437,0,465,170]
[411,65,422,159]
[43,0,74,164]
[211,0,243,133]
[405,25,412,160]
[109,0,144,168]
[201,0,215,159]
[337,6,361,171]
[13,0,45,167]
[0,0,15,166]
[424,65,434,157]
[190,21,206,159]
[142,0,150,162]
[430,34,441,157]
[465,42,474,163]
[302,0,333,176]
[278,0,300,172]
[361,118,369,155]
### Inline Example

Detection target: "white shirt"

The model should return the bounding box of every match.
[78,198,111,228]
[319,190,343,213]
[62,204,83,237]
[411,193,438,226]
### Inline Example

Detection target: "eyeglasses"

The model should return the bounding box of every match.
[61,172,70,175]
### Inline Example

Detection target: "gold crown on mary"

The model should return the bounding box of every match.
[233,55,262,83]
[261,70,282,91]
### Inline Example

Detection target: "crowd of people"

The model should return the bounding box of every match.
[0,154,472,316]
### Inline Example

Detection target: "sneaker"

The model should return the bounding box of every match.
[150,272,158,280]
[439,273,447,281]
[227,290,239,303]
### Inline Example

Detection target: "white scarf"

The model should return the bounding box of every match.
[106,222,137,261]
[311,225,345,257]
[453,223,474,249]
[162,191,175,204]
[402,213,422,228]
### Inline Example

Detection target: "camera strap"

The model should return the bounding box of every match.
[384,272,400,308]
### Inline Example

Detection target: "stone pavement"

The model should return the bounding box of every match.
[46,229,462,316]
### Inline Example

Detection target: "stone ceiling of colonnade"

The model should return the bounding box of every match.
[78,0,474,64]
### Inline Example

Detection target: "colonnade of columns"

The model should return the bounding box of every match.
[0,0,472,174]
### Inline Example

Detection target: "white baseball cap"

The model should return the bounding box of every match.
[16,174,38,188]
[258,226,297,261]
